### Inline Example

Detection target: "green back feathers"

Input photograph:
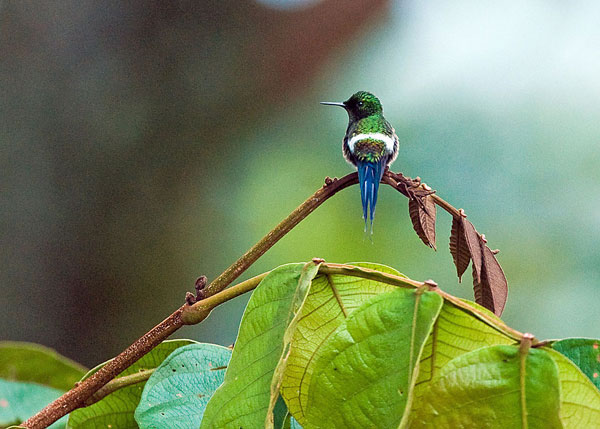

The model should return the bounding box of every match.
[353,139,386,162]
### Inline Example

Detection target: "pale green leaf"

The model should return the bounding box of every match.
[410,298,514,418]
[302,287,442,428]
[545,348,600,428]
[409,345,562,428]
[281,263,401,424]
[201,262,319,429]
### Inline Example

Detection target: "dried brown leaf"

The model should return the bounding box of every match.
[472,263,489,311]
[408,196,437,250]
[449,216,470,282]
[470,233,508,316]
[462,219,483,283]
[481,244,508,316]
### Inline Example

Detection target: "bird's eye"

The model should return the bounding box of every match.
[358,101,364,107]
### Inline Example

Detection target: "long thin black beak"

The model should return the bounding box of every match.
[320,101,346,108]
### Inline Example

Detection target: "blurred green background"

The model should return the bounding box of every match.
[1,1,599,367]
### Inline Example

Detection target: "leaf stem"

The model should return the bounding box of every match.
[83,369,155,407]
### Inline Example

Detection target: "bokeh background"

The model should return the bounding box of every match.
[2,0,599,368]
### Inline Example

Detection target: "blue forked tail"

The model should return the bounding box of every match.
[357,159,386,233]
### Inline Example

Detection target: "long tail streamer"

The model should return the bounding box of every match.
[356,158,387,233]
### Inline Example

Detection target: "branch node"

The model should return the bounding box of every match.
[185,292,196,306]
[520,333,535,354]
[186,275,208,304]
[324,176,337,186]
[424,279,438,290]
[458,208,467,218]
[312,257,325,264]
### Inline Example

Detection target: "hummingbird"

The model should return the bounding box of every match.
[321,91,398,233]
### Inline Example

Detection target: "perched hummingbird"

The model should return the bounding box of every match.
[321,91,398,232]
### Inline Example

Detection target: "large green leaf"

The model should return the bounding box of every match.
[545,348,600,428]
[410,298,514,418]
[551,338,600,390]
[0,379,66,428]
[67,339,196,428]
[0,342,87,391]
[281,263,402,424]
[409,345,562,428]
[134,343,231,428]
[302,287,443,428]
[201,262,319,429]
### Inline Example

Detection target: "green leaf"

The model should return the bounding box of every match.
[0,342,87,391]
[133,343,231,429]
[551,338,600,390]
[545,348,600,428]
[409,345,562,428]
[281,263,401,424]
[67,339,196,429]
[201,262,320,429]
[0,379,66,428]
[302,287,442,428]
[410,298,514,416]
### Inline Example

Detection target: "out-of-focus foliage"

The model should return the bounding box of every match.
[1,0,599,367]
[0,342,86,391]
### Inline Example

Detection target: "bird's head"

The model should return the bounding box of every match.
[321,91,383,121]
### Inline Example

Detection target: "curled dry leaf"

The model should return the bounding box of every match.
[408,196,437,250]
[451,217,507,316]
[480,244,508,316]
[449,216,470,282]
[462,219,483,283]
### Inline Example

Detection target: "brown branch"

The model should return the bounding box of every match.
[21,170,481,428]
[22,173,358,429]
[22,308,185,428]
[382,172,461,218]
[200,174,359,298]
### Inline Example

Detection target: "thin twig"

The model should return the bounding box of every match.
[201,173,359,298]
[83,369,155,407]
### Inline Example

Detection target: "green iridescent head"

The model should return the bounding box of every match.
[321,91,383,121]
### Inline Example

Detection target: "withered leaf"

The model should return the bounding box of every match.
[481,244,508,316]
[462,219,483,283]
[449,216,470,282]
[470,234,508,316]
[408,196,437,250]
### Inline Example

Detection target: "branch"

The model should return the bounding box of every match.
[22,309,185,428]
[22,173,357,428]
[21,170,493,428]
[199,174,359,298]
